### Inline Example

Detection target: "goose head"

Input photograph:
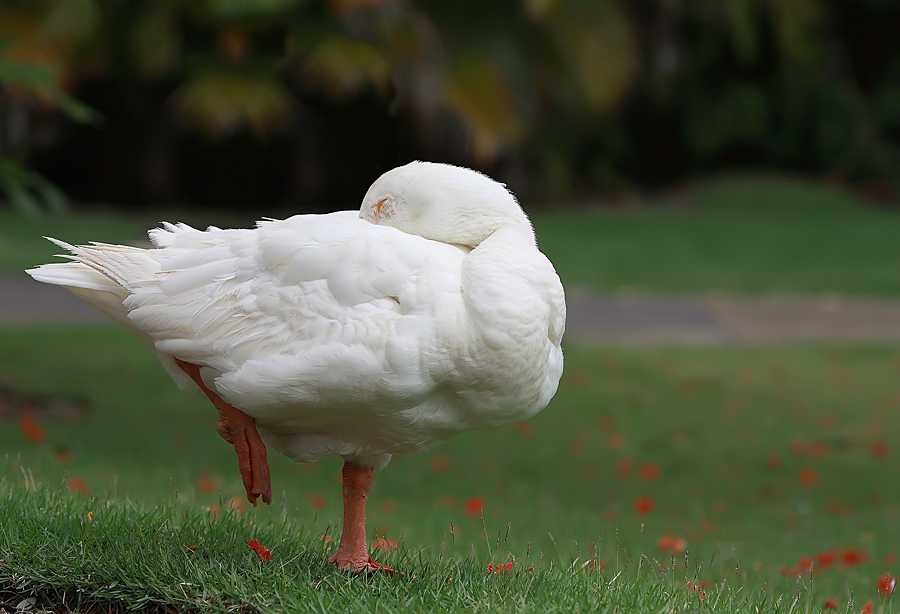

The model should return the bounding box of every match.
[360,161,535,248]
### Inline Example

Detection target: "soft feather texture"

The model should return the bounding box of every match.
[27,161,565,470]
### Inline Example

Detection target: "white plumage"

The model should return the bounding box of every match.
[27,161,565,569]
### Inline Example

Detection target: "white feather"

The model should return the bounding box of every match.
[26,161,566,470]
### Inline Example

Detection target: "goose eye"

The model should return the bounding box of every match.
[374,198,390,220]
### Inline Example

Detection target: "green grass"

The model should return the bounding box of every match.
[532,174,900,296]
[4,173,900,298]
[2,326,900,612]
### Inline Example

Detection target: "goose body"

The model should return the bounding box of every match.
[27,161,566,570]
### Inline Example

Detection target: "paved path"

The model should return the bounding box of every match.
[3,272,900,343]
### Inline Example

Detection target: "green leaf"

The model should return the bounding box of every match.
[544,2,640,113]
[172,66,295,138]
[300,34,391,99]
[201,0,306,20]
[29,171,71,214]
[441,54,521,162]
[130,4,182,77]
[3,181,42,217]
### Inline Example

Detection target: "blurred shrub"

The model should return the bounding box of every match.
[0,0,897,207]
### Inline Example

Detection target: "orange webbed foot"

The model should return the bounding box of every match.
[218,408,272,506]
[328,552,397,575]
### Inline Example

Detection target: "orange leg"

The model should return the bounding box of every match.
[175,358,272,505]
[328,461,393,573]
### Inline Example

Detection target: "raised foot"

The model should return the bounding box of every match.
[175,358,272,505]
[216,408,272,506]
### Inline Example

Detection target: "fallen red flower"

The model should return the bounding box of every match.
[197,474,216,493]
[841,549,867,567]
[464,496,484,517]
[430,455,451,472]
[640,462,661,481]
[796,556,814,573]
[18,412,46,444]
[486,562,533,574]
[823,598,839,610]
[877,573,898,598]
[371,538,397,552]
[798,467,819,487]
[687,583,706,602]
[633,496,654,515]
[658,534,686,553]
[816,550,837,569]
[66,476,91,495]
[247,539,271,562]
[307,493,327,509]
[871,441,888,460]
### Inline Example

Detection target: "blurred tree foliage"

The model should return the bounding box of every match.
[0,0,898,209]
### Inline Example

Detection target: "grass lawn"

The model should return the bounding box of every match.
[533,174,900,297]
[4,173,900,298]
[3,326,900,612]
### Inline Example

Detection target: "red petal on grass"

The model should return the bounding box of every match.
[791,440,809,457]
[823,598,839,610]
[464,497,484,516]
[66,476,91,495]
[796,556,814,573]
[512,421,533,437]
[816,550,837,569]
[247,539,271,562]
[486,562,533,574]
[807,442,830,459]
[658,534,686,553]
[197,474,216,493]
[18,412,46,444]
[687,583,706,602]
[871,441,888,459]
[228,495,248,513]
[55,446,71,464]
[640,462,661,481]
[841,549,867,567]
[605,433,627,450]
[598,415,615,432]
[633,497,654,515]
[798,468,819,487]
[371,538,397,552]
[430,456,451,472]
[307,493,327,509]
[877,573,898,598]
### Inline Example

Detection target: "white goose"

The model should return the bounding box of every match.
[27,161,566,571]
